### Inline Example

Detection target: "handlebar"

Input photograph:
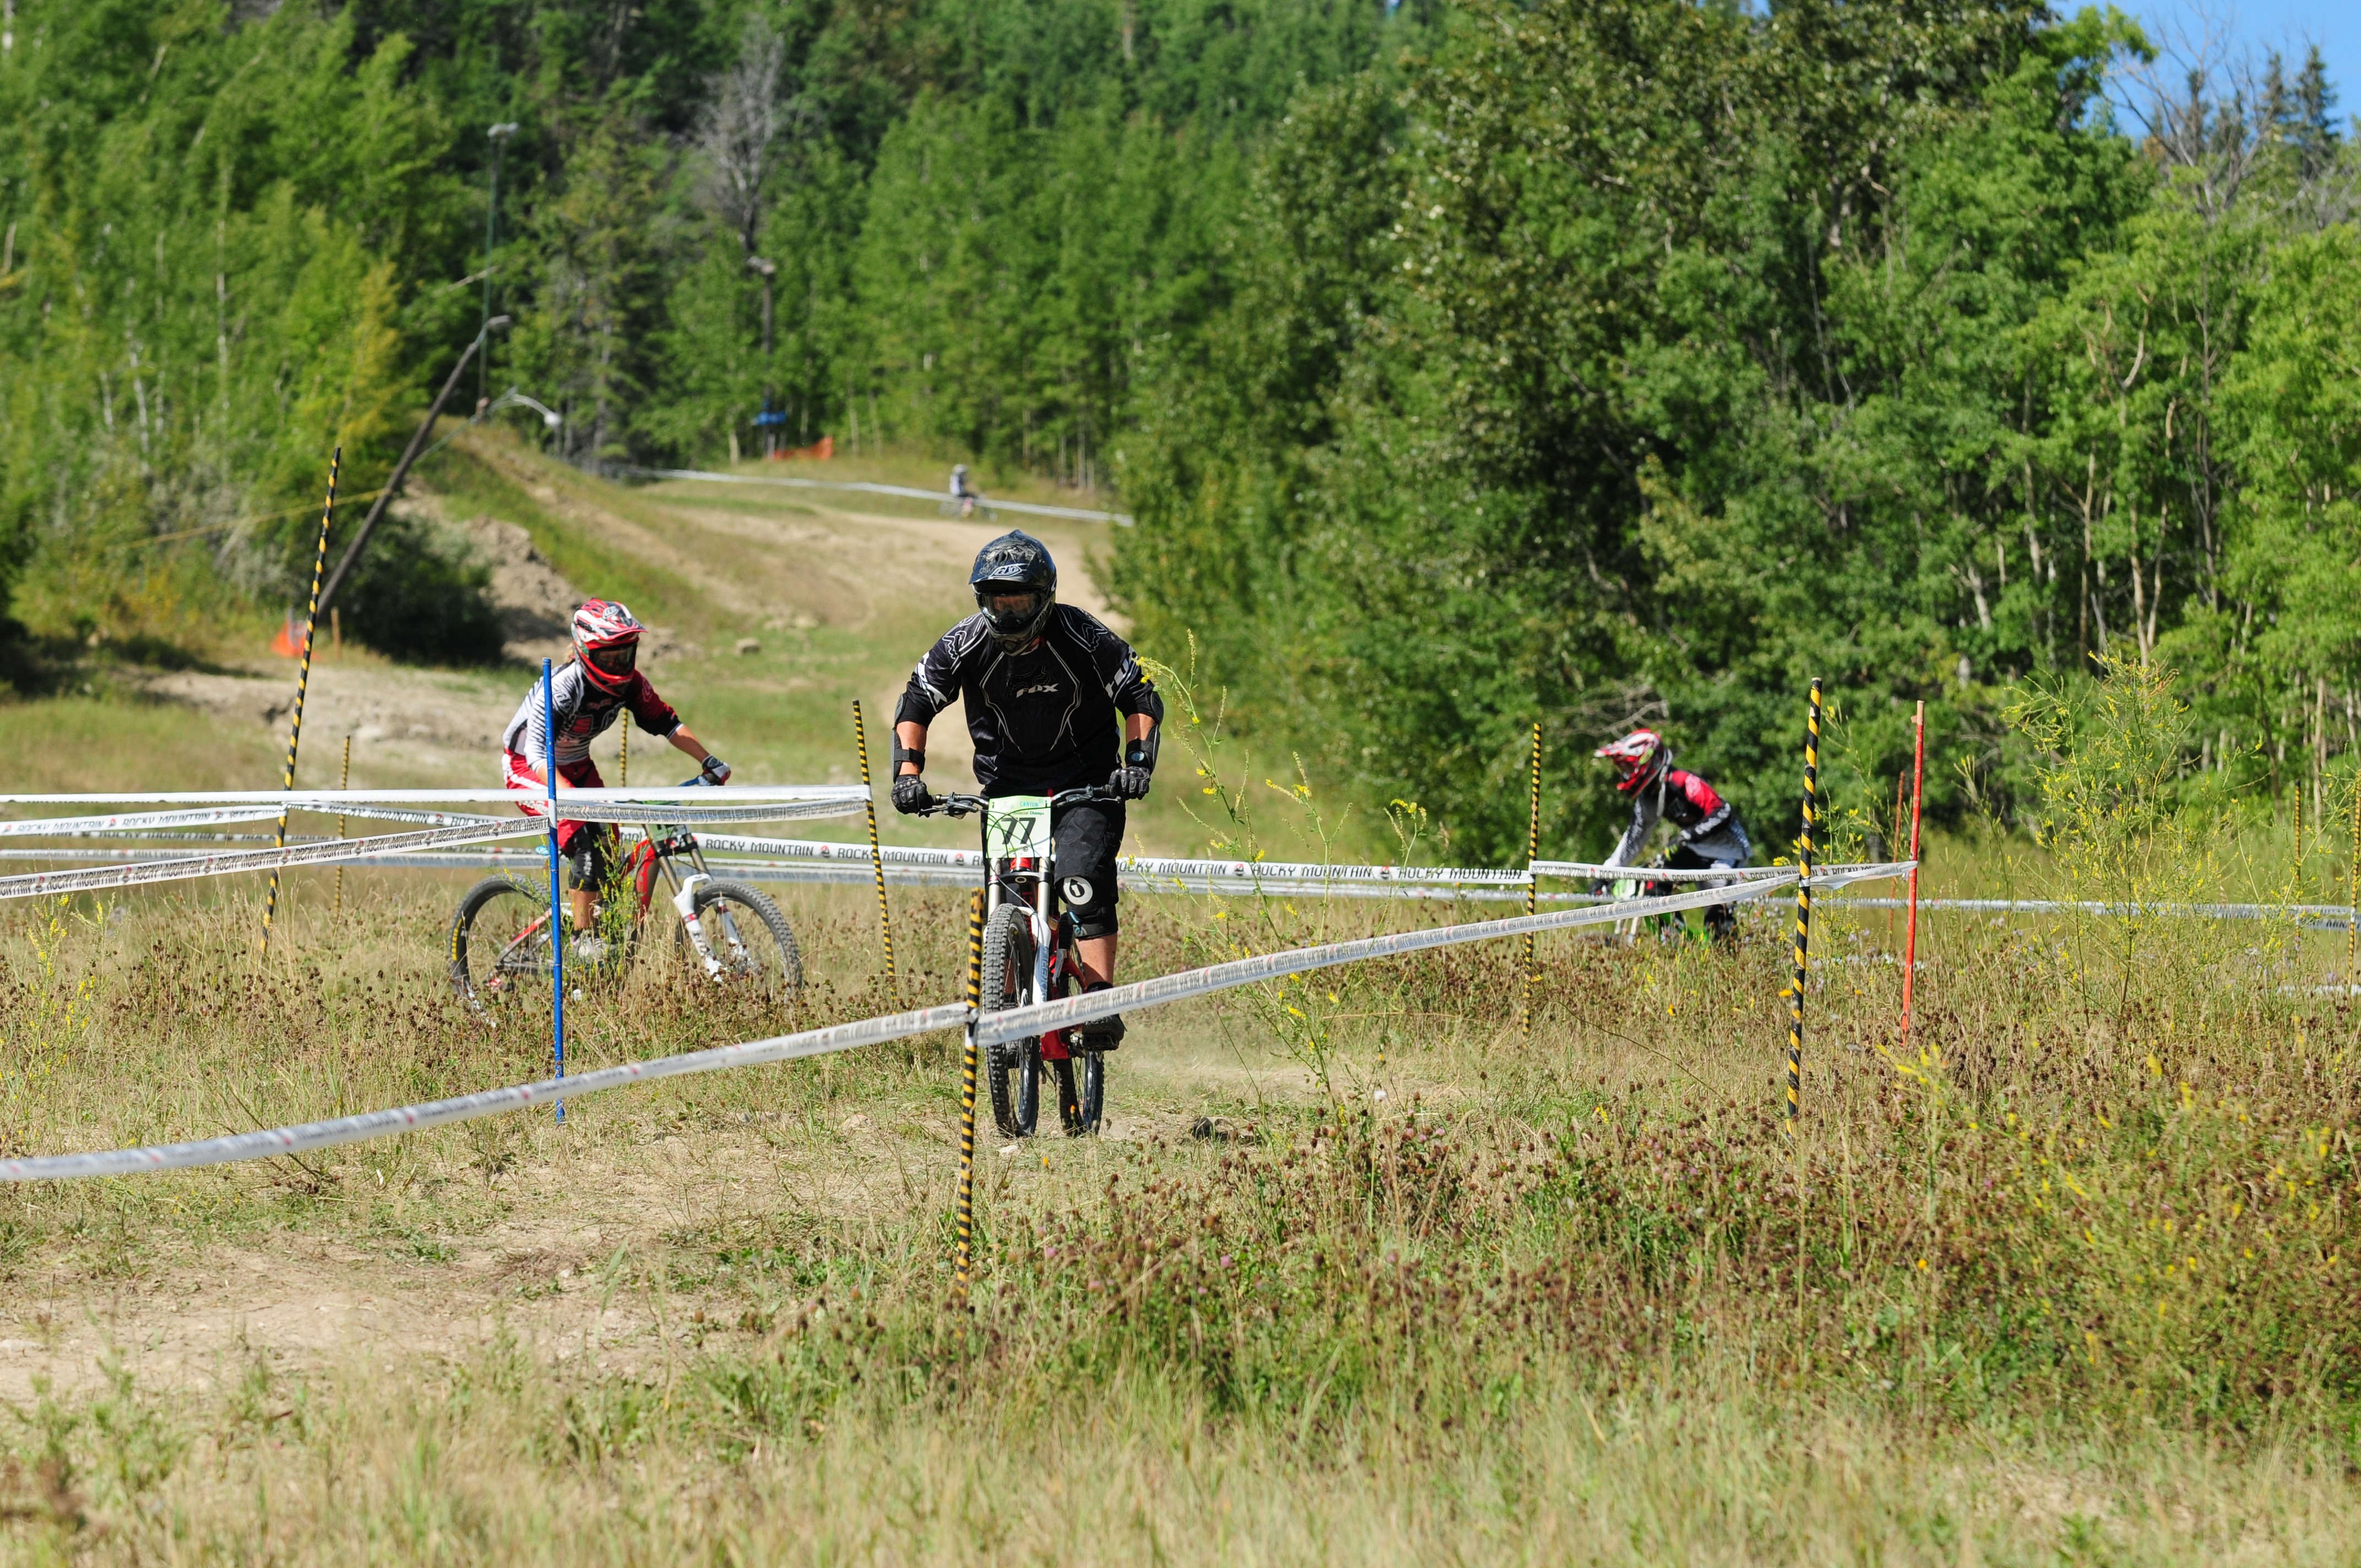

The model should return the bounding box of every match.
[916,785,1120,820]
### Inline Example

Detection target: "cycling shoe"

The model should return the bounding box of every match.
[1073,984,1124,1052]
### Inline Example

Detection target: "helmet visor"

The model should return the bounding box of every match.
[583,641,638,678]
[978,587,1046,633]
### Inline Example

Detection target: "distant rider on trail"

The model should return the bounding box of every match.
[502,600,733,957]
[949,464,981,518]
[1595,728,1751,943]
[890,530,1163,1049]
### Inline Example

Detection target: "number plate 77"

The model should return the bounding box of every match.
[984,796,1052,860]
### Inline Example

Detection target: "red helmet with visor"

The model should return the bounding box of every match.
[1595,728,1667,795]
[572,600,643,692]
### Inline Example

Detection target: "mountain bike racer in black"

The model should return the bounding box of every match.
[890,531,1161,1049]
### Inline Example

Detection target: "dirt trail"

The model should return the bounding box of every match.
[0,1089,1245,1402]
[123,444,1120,791]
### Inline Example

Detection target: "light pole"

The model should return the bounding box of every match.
[481,122,519,412]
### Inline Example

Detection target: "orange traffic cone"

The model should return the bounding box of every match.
[271,610,307,658]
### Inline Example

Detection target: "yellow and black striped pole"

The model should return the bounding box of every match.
[1521,721,1542,1039]
[952,888,985,1305]
[854,700,896,983]
[618,720,628,787]
[1786,677,1821,1137]
[262,447,340,941]
[331,734,352,918]
[2347,775,2358,978]
[2294,780,2305,890]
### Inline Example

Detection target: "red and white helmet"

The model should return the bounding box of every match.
[572,599,643,692]
[1595,728,1667,794]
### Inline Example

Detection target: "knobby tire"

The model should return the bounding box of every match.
[679,879,806,1001]
[980,902,1041,1137]
[449,876,559,1018]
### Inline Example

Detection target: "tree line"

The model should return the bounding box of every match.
[0,0,2354,858]
[1113,0,2360,856]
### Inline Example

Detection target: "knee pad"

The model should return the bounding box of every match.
[568,830,614,892]
[1062,871,1119,939]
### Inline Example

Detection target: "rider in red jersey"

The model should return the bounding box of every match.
[1595,728,1751,942]
[502,601,731,956]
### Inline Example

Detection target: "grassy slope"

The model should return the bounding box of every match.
[5,443,2361,1561]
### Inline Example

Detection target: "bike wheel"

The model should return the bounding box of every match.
[979,903,1042,1138]
[678,879,806,1001]
[1055,1053,1103,1136]
[450,876,556,1017]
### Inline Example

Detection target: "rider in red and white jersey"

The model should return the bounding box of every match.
[1595,728,1751,942]
[501,601,731,955]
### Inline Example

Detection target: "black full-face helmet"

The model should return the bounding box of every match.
[970,530,1058,649]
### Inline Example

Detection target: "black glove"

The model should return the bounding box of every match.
[891,775,932,815]
[700,755,731,785]
[1109,737,1154,801]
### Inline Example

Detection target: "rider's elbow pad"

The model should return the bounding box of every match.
[893,685,938,730]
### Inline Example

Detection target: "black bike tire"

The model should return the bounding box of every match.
[685,879,806,996]
[1048,947,1105,1136]
[1073,1053,1104,1135]
[980,903,1041,1138]
[1053,1054,1105,1136]
[449,876,554,1016]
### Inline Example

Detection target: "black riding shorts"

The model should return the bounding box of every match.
[570,824,618,894]
[1051,799,1125,939]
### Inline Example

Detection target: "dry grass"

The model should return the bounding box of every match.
[0,847,2352,1563]
[2,535,2354,1560]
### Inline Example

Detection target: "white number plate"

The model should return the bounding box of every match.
[984,796,1052,860]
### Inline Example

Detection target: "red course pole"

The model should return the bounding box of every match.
[1899,700,1926,1046]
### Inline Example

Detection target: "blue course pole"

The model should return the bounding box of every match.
[545,658,565,1121]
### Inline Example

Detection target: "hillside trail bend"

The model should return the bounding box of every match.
[130,432,1121,793]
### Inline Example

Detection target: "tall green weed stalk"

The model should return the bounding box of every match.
[2004,656,2273,1021]
[1,900,102,1156]
[1144,641,1432,1105]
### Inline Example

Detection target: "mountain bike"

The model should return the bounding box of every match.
[448,776,803,1016]
[918,785,1120,1138]
[1603,854,1722,946]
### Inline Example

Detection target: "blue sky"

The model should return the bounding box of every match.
[2128,0,2356,126]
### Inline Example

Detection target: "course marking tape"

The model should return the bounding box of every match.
[1821,895,2361,927]
[0,872,1827,1182]
[0,786,870,810]
[971,874,1800,1047]
[672,834,1535,885]
[0,818,553,901]
[621,466,1136,526]
[0,806,288,838]
[0,804,509,839]
[0,1003,973,1181]
[1532,859,1793,883]
[0,801,1912,906]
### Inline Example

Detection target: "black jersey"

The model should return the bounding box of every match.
[899,606,1158,794]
